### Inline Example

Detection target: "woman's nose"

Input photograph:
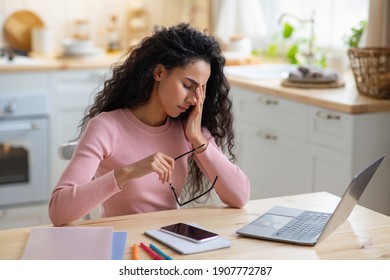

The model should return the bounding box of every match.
[185,91,197,105]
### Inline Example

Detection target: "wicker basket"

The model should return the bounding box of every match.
[348,47,390,99]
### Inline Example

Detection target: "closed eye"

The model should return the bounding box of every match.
[183,83,192,89]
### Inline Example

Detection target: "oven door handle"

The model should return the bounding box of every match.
[0,122,40,132]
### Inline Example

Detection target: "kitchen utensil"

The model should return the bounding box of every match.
[3,10,45,51]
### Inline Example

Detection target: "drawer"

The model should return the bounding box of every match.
[49,69,109,93]
[231,87,307,138]
[308,106,353,152]
[0,72,49,91]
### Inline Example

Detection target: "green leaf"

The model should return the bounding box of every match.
[286,44,298,64]
[265,44,278,58]
[319,54,327,68]
[344,20,367,47]
[283,22,294,39]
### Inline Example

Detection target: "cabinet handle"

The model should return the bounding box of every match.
[0,122,40,132]
[257,131,278,140]
[316,111,340,120]
[257,97,278,105]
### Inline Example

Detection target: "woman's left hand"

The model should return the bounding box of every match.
[185,84,208,151]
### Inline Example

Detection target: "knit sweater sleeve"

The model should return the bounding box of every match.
[193,129,250,208]
[48,115,121,226]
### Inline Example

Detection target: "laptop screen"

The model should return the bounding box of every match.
[317,156,384,243]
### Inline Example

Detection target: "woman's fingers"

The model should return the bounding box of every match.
[150,152,174,184]
[115,152,175,187]
[196,84,205,110]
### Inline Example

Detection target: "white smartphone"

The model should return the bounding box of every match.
[160,223,219,243]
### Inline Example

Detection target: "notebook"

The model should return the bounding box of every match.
[145,223,231,254]
[236,156,384,246]
[21,227,127,260]
[111,231,128,260]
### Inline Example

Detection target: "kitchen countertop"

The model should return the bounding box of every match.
[0,51,256,72]
[0,52,124,72]
[1,54,390,114]
[228,74,390,114]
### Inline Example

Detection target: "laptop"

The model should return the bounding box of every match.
[236,156,385,246]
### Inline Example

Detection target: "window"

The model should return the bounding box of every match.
[213,0,369,52]
[259,0,369,50]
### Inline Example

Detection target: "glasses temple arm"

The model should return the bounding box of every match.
[174,175,218,207]
[169,184,181,204]
[174,143,205,161]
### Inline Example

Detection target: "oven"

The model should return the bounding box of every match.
[0,90,50,208]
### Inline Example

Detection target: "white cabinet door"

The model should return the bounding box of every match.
[236,121,308,199]
[307,106,354,197]
[231,86,309,199]
[307,144,352,197]
[49,69,109,187]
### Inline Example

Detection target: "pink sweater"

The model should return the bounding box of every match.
[49,109,250,226]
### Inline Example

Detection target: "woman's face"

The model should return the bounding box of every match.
[154,60,211,118]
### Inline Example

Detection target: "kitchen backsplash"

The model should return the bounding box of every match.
[0,0,210,54]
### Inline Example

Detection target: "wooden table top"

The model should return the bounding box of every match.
[1,192,389,260]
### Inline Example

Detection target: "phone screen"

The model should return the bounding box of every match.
[160,223,219,243]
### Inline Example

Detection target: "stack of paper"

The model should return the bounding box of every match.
[21,227,127,260]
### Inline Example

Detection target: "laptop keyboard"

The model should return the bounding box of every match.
[272,211,331,241]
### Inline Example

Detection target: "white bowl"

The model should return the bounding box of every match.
[62,39,97,56]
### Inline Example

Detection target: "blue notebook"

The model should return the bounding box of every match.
[111,232,128,260]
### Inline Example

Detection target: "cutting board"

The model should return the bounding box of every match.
[281,79,345,89]
[3,10,44,51]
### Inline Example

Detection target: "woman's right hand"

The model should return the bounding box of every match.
[114,152,174,187]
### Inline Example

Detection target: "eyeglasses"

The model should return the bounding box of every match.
[173,143,205,161]
[170,144,219,206]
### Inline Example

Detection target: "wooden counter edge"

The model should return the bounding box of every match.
[228,76,390,114]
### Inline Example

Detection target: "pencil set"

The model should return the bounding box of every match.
[132,242,173,260]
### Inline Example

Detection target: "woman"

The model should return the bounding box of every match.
[49,23,250,226]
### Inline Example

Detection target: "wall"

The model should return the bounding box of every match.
[0,0,210,53]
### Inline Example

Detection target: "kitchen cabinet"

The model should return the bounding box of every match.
[231,86,390,216]
[48,69,109,187]
[232,88,309,199]
[1,69,109,192]
[306,106,354,196]
[0,68,109,228]
[307,106,390,217]
[0,72,51,229]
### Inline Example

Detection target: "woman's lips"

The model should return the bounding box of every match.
[178,106,188,113]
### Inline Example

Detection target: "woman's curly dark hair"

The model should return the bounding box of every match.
[78,23,236,202]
